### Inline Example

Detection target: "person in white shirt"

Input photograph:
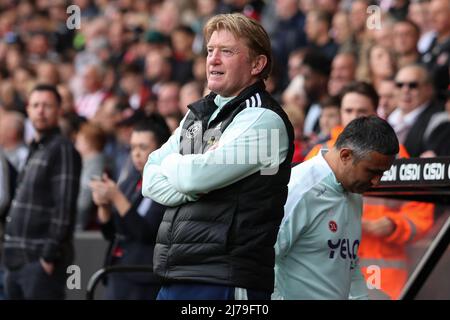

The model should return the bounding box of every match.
[274,116,399,300]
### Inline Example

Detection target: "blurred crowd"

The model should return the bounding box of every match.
[0,0,449,299]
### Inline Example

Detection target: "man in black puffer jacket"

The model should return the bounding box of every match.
[143,13,294,300]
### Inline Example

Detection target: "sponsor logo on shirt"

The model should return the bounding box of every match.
[186,122,202,138]
[328,220,338,233]
[328,238,359,261]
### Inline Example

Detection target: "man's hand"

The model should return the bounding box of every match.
[90,174,119,205]
[362,216,396,238]
[40,258,54,275]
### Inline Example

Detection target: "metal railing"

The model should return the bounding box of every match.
[85,265,155,300]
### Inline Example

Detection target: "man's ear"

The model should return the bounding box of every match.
[339,148,353,165]
[251,55,267,76]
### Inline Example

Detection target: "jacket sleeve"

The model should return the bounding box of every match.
[142,114,199,206]
[160,108,289,194]
[384,201,434,245]
[119,198,165,243]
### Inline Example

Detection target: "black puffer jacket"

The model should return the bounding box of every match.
[154,81,294,291]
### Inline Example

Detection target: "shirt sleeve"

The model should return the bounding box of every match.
[275,198,308,261]
[142,113,199,206]
[159,108,289,194]
[349,258,370,300]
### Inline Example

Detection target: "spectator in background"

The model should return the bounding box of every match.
[305,10,338,60]
[328,51,357,97]
[422,86,450,157]
[408,0,435,54]
[357,44,397,91]
[0,111,28,172]
[192,54,208,86]
[57,84,77,114]
[0,149,16,300]
[75,63,107,119]
[90,119,170,300]
[75,122,107,231]
[388,64,443,157]
[349,0,370,44]
[35,61,60,86]
[92,96,130,181]
[331,10,357,52]
[2,84,81,300]
[170,25,196,85]
[119,63,148,110]
[317,95,341,145]
[393,19,421,68]
[287,49,306,82]
[377,78,398,120]
[179,81,203,116]
[284,103,306,163]
[304,81,384,160]
[281,74,308,110]
[299,49,331,137]
[422,0,450,97]
[144,50,173,96]
[264,0,307,90]
[156,82,182,120]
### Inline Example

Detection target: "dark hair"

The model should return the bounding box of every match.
[335,116,399,162]
[133,114,171,147]
[339,81,379,111]
[301,48,331,76]
[310,10,333,28]
[322,95,341,110]
[30,84,62,106]
[395,19,421,38]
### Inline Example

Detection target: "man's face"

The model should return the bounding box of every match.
[430,0,450,35]
[328,54,355,96]
[340,150,395,194]
[26,90,60,133]
[157,85,180,117]
[206,29,257,97]
[300,65,326,102]
[130,131,158,173]
[395,67,432,114]
[340,92,376,127]
[393,22,419,55]
[305,13,321,42]
[378,80,397,118]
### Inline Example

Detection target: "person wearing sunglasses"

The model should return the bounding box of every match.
[387,64,444,157]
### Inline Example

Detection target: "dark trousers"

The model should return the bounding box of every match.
[157,283,271,300]
[4,260,66,300]
[104,273,160,300]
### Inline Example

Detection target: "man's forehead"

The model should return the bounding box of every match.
[396,68,422,81]
[362,151,395,168]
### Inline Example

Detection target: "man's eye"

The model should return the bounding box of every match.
[221,49,233,57]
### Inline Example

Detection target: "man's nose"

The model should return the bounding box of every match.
[208,49,221,63]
